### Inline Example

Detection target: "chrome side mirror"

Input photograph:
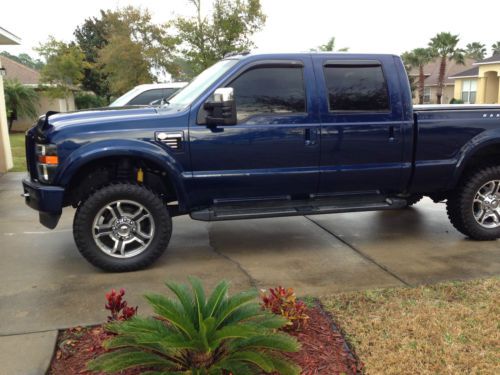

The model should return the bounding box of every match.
[203,87,237,126]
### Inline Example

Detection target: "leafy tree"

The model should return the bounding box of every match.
[74,14,110,101]
[0,51,44,70]
[402,48,433,104]
[465,42,486,60]
[171,0,266,77]
[88,278,300,374]
[492,41,500,55]
[97,6,179,96]
[311,36,349,52]
[74,92,107,109]
[3,79,39,131]
[35,37,87,106]
[428,32,465,104]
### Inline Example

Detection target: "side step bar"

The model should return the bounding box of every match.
[190,197,407,222]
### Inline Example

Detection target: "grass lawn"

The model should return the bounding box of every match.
[323,278,499,374]
[8,132,26,172]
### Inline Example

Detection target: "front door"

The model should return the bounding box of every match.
[313,57,410,195]
[188,57,320,207]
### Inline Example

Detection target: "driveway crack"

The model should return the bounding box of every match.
[208,230,259,289]
[305,216,412,287]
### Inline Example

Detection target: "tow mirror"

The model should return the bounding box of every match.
[204,87,237,126]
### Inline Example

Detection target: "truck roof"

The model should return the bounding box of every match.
[225,51,401,60]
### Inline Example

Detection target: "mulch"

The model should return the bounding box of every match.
[281,305,363,375]
[49,305,363,375]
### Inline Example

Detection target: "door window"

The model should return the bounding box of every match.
[228,66,306,121]
[324,65,390,111]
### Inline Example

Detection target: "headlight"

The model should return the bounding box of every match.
[36,143,58,183]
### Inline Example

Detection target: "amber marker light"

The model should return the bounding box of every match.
[38,155,59,165]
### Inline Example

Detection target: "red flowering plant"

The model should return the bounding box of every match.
[105,288,138,322]
[260,286,309,331]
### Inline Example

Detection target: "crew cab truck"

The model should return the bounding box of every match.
[23,52,500,271]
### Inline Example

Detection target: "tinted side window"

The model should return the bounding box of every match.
[128,89,165,105]
[324,65,389,111]
[229,66,306,121]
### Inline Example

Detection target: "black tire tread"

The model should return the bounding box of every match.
[446,166,500,241]
[73,183,171,271]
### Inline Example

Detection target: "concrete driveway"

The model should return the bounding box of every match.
[1,171,499,338]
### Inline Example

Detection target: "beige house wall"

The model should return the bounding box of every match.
[476,64,500,104]
[453,80,463,100]
[11,91,76,132]
[413,85,455,105]
[0,59,13,173]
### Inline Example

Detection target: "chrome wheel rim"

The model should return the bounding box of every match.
[92,200,155,258]
[472,180,500,229]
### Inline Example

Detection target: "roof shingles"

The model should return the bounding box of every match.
[0,55,40,85]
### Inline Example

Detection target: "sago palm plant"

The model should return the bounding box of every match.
[88,278,301,374]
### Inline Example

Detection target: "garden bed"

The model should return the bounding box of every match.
[49,304,363,375]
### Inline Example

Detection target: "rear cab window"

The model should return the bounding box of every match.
[323,61,390,112]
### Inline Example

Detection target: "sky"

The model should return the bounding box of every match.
[1,0,499,58]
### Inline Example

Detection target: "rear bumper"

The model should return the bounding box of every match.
[22,178,65,229]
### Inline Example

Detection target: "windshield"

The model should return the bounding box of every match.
[109,87,144,107]
[167,59,239,108]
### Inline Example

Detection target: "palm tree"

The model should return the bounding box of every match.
[428,32,465,104]
[492,41,500,55]
[402,48,433,104]
[312,37,349,52]
[3,79,39,131]
[465,42,486,60]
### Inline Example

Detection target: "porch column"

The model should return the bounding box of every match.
[0,59,13,173]
[497,77,500,104]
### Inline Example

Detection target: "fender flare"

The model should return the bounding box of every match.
[448,129,500,188]
[54,139,190,208]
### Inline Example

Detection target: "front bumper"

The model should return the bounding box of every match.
[22,178,65,229]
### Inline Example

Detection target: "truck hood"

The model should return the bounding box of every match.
[45,106,159,129]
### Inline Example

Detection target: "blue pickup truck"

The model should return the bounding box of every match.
[22,52,500,271]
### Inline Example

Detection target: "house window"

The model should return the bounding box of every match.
[423,87,431,103]
[461,80,477,104]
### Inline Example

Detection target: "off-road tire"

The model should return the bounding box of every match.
[446,166,500,241]
[73,183,172,271]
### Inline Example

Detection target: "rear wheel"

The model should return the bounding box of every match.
[447,166,500,240]
[73,183,172,271]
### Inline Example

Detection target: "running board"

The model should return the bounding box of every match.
[190,196,407,221]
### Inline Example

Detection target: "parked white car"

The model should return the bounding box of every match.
[109,82,188,107]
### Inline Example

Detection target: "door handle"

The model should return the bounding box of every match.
[304,128,317,146]
[388,126,395,142]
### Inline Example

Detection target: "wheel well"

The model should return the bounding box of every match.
[461,144,500,181]
[64,156,178,207]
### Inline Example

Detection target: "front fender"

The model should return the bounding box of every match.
[54,139,190,208]
[449,128,500,188]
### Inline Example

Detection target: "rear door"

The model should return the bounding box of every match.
[313,57,409,195]
[187,57,321,207]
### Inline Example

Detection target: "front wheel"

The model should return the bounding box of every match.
[447,166,500,240]
[73,183,172,271]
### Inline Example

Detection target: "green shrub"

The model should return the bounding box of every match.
[88,278,300,374]
[75,92,107,109]
[449,98,464,104]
